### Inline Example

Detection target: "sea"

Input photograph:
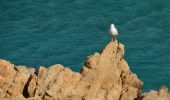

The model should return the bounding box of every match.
[0,0,170,92]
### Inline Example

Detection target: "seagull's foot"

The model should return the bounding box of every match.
[112,39,116,43]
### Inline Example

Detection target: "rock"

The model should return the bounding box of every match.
[9,66,35,97]
[0,59,16,98]
[11,94,26,100]
[27,96,41,100]
[142,86,170,100]
[27,74,37,97]
[0,40,168,100]
[0,59,35,99]
[34,65,64,97]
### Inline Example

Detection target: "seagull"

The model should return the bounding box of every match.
[109,24,119,40]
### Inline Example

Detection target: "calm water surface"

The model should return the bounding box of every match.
[0,0,170,91]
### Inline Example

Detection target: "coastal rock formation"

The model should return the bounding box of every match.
[0,40,169,100]
[142,86,170,100]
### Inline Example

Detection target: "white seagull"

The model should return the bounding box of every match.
[109,24,119,40]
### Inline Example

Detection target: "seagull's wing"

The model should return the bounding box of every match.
[114,27,119,35]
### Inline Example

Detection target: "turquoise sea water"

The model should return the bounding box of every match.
[0,0,170,91]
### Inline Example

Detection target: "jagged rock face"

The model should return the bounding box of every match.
[0,40,168,100]
[0,60,35,100]
[142,86,170,100]
[80,41,143,100]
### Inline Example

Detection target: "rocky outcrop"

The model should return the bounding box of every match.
[0,40,169,100]
[142,86,170,100]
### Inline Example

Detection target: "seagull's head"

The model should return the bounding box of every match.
[110,24,115,28]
